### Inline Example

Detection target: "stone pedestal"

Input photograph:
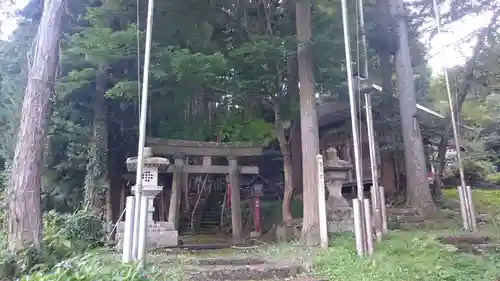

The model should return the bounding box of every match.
[116,221,178,250]
[147,197,154,222]
[115,147,179,251]
[323,147,354,233]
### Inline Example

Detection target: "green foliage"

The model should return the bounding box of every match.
[0,211,105,279]
[0,20,38,161]
[62,211,105,249]
[452,157,494,182]
[216,111,274,143]
[487,173,500,184]
[314,188,500,281]
[19,254,183,281]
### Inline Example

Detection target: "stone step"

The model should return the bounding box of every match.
[238,277,328,281]
[185,263,305,281]
[438,234,491,245]
[187,258,267,266]
[387,208,421,216]
[388,221,427,231]
[388,215,425,223]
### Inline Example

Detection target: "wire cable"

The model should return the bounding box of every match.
[355,0,363,181]
[358,0,369,78]
[136,0,141,120]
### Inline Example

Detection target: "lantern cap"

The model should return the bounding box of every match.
[126,147,170,172]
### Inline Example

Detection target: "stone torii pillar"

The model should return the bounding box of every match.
[228,156,243,245]
[168,155,184,229]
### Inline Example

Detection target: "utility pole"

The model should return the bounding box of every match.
[389,0,436,214]
[340,0,371,256]
[131,0,155,264]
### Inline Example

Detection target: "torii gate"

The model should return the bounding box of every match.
[145,137,263,244]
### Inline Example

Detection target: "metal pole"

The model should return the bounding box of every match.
[341,0,367,254]
[431,0,471,231]
[365,94,382,241]
[357,0,369,79]
[340,0,364,202]
[317,154,328,249]
[132,0,155,260]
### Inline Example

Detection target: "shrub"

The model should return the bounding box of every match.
[62,210,104,249]
[486,172,500,184]
[450,158,493,183]
[0,211,105,279]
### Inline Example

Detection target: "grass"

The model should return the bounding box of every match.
[443,188,500,217]
[94,189,500,281]
[312,189,500,281]
[314,232,500,281]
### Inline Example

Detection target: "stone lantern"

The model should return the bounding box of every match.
[125,147,169,222]
[323,146,354,233]
[116,147,178,251]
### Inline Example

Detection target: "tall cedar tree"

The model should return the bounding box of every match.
[8,0,67,251]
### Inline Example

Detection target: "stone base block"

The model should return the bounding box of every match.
[327,220,354,233]
[250,231,262,238]
[115,221,178,251]
[275,219,302,242]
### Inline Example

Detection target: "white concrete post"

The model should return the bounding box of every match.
[457,185,470,231]
[147,197,155,222]
[122,196,135,263]
[137,196,149,265]
[466,185,477,232]
[363,199,373,256]
[316,154,328,249]
[380,186,388,234]
[353,199,364,257]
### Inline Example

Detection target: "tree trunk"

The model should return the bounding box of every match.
[432,136,447,203]
[281,150,294,224]
[379,51,393,95]
[390,0,437,215]
[7,0,67,252]
[295,0,320,246]
[84,63,110,221]
[274,107,294,225]
[283,28,299,224]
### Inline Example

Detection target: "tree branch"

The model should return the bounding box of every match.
[441,8,500,140]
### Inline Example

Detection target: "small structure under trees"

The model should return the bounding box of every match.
[119,138,262,246]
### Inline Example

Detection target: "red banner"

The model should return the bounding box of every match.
[225,182,231,208]
[253,197,261,233]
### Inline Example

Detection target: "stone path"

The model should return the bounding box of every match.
[150,244,324,281]
[437,233,499,254]
[184,257,324,281]
[387,207,426,230]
